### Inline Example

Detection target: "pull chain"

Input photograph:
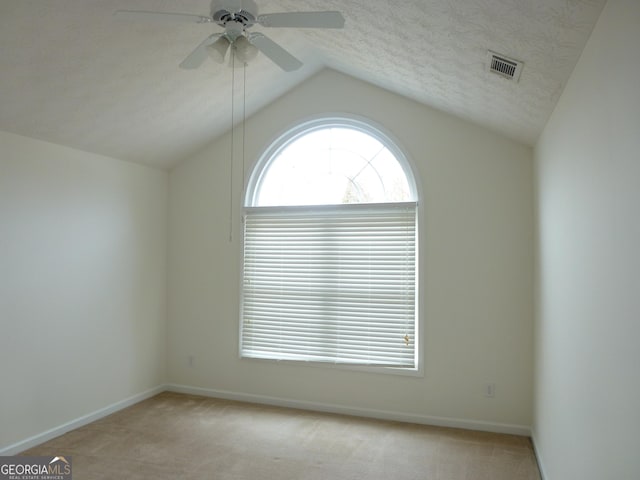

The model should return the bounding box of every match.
[229,47,235,242]
[242,57,247,201]
[228,46,248,242]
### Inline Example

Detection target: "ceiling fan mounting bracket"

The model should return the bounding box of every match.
[211,0,258,28]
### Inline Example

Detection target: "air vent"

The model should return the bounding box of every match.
[487,51,523,82]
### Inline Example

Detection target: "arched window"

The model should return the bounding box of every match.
[241,117,419,371]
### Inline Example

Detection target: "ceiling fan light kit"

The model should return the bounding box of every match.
[115,0,345,72]
[234,36,259,64]
[207,36,231,63]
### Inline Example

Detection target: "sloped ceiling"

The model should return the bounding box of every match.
[0,0,606,169]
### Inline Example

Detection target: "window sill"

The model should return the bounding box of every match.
[239,354,424,378]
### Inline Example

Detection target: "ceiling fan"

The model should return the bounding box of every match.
[115,0,345,72]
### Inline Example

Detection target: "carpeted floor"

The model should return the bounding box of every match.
[21,392,541,479]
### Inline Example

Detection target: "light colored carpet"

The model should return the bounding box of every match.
[21,392,541,479]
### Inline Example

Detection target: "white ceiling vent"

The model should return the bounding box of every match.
[487,51,523,82]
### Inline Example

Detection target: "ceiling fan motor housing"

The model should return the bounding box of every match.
[211,0,258,27]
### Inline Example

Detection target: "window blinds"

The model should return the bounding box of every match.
[241,202,417,368]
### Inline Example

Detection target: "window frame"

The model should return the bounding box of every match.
[241,115,423,376]
[246,116,419,206]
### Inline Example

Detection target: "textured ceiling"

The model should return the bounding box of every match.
[0,0,606,169]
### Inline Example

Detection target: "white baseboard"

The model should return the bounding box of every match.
[2,383,533,456]
[0,385,165,456]
[530,429,548,480]
[166,383,532,437]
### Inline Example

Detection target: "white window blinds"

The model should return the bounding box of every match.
[241,202,417,368]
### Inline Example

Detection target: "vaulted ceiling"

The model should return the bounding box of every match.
[0,0,606,169]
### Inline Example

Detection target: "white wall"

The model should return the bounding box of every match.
[168,69,534,430]
[533,0,640,478]
[0,131,167,451]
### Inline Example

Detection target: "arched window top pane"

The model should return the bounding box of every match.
[248,120,416,207]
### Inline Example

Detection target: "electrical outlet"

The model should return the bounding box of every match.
[484,383,496,398]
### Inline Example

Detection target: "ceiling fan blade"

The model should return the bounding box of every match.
[179,34,222,69]
[257,11,345,29]
[249,33,303,72]
[114,10,212,24]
